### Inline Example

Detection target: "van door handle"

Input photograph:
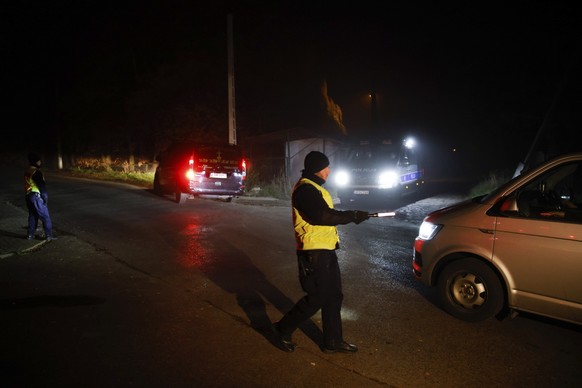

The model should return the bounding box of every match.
[479,228,494,234]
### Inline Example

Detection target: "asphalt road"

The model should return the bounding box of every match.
[1,169,581,387]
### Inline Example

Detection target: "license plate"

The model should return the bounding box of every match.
[210,173,227,179]
[354,190,369,195]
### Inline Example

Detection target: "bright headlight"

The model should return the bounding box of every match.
[334,170,350,186]
[378,170,398,188]
[404,137,416,149]
[418,221,443,240]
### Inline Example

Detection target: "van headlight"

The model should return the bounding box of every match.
[418,221,443,240]
[378,170,398,188]
[334,170,350,186]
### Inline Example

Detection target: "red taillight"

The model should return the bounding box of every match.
[185,155,196,180]
[241,159,247,179]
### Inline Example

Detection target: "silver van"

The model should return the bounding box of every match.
[413,153,582,324]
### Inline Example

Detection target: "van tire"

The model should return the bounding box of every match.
[437,258,504,322]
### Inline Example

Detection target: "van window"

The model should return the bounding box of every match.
[514,161,582,223]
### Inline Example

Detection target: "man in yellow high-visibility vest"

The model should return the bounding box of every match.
[24,153,55,241]
[273,151,369,353]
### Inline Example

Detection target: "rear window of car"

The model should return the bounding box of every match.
[194,145,242,167]
[161,143,242,166]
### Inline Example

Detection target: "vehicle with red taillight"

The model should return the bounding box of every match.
[154,142,246,204]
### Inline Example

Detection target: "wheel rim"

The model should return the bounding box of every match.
[450,273,486,309]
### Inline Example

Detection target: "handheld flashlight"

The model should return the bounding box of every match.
[369,212,396,218]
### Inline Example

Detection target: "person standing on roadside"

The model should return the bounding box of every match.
[24,153,55,241]
[273,151,370,353]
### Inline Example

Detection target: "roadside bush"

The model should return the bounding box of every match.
[67,168,155,188]
[62,154,155,188]
[71,156,154,173]
[469,169,514,198]
[245,169,292,200]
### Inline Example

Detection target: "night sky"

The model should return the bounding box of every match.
[3,1,581,176]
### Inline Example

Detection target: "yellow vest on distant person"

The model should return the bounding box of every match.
[24,166,40,194]
[293,178,339,250]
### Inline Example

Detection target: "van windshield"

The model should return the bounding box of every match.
[347,144,416,166]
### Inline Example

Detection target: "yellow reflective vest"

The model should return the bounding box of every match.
[24,166,40,194]
[293,178,339,250]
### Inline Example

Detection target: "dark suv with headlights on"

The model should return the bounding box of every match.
[331,137,424,205]
[154,142,246,204]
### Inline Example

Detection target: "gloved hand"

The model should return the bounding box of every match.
[353,210,370,224]
[41,193,48,205]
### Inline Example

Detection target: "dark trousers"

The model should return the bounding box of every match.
[278,249,344,347]
[25,192,53,238]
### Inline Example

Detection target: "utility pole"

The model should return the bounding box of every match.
[227,13,237,145]
[518,42,580,175]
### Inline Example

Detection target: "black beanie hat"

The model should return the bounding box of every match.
[28,153,41,165]
[303,151,330,174]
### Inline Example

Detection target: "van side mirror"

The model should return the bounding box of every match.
[488,196,518,217]
[500,197,518,213]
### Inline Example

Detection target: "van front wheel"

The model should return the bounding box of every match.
[437,258,504,322]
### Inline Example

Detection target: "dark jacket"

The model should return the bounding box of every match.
[31,167,48,196]
[292,171,356,227]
